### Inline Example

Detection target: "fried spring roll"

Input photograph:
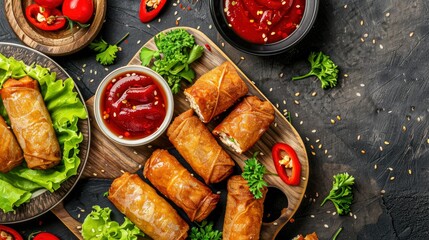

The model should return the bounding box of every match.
[0,116,24,173]
[223,175,267,240]
[144,149,220,222]
[213,96,275,154]
[108,172,189,240]
[167,109,235,184]
[1,76,61,169]
[184,61,248,123]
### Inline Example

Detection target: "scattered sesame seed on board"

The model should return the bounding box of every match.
[324,224,329,228]
[174,11,178,15]
[372,39,376,44]
[332,212,337,216]
[402,126,407,132]
[360,20,364,26]
[379,146,383,151]
[390,176,395,181]
[279,72,284,78]
[299,120,303,125]
[77,226,82,230]
[311,151,316,156]
[374,164,378,169]
[357,135,361,140]
[295,112,299,118]
[381,189,386,194]
[311,129,317,133]
[311,91,317,96]
[360,38,365,43]
[147,24,151,28]
[408,169,412,175]
[409,32,414,37]
[384,141,390,145]
[197,26,200,30]
[273,222,278,226]
[361,149,366,154]
[269,87,273,92]
[101,169,105,173]
[354,214,357,219]
[294,100,300,105]
[77,213,81,218]
[388,167,393,171]
[331,119,335,124]
[217,191,221,194]
[379,44,384,49]
[356,92,361,97]
[295,92,300,96]
[120,170,125,173]
[385,12,390,17]
[137,40,141,44]
[83,64,87,68]
[221,42,225,47]
[336,115,341,121]
[283,100,286,104]
[344,4,347,8]
[310,215,315,218]
[90,69,93,74]
[209,25,213,29]
[240,56,245,60]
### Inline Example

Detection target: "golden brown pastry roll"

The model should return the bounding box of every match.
[1,76,61,169]
[0,115,23,173]
[167,109,235,184]
[184,61,248,123]
[213,96,275,154]
[144,149,220,222]
[223,175,267,240]
[108,172,189,240]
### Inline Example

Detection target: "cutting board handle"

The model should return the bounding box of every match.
[52,202,83,239]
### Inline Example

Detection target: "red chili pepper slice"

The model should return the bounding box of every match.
[0,225,23,240]
[25,4,66,31]
[272,142,301,186]
[139,0,167,23]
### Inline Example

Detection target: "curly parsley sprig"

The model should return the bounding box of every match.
[89,32,129,65]
[292,51,339,89]
[242,152,277,199]
[321,172,355,215]
[189,221,222,240]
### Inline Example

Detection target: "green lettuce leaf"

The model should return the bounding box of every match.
[0,53,87,213]
[0,179,32,213]
[82,206,144,240]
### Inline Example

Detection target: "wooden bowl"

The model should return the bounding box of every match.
[4,0,107,56]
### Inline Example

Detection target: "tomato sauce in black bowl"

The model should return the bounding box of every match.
[210,0,319,56]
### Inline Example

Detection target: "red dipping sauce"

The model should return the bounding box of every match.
[100,71,167,139]
[224,0,306,44]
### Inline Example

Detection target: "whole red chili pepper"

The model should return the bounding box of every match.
[272,142,301,186]
[0,225,23,240]
[139,0,167,23]
[25,4,66,31]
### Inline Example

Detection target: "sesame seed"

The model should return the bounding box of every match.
[357,135,361,140]
[294,100,300,105]
[137,40,141,44]
[363,33,369,38]
[379,146,383,151]
[332,212,337,216]
[221,42,225,47]
[311,151,316,156]
[295,92,300,96]
[361,150,366,154]
[311,91,317,96]
[344,4,347,8]
[118,135,123,139]
[388,167,393,171]
[177,17,181,21]
[384,141,390,145]
[77,226,82,230]
[77,213,81,218]
[402,126,407,132]
[356,92,361,96]
[269,88,273,92]
[197,25,201,29]
[93,173,97,176]
[148,145,152,148]
[360,38,365,42]
[283,100,286,104]
[374,164,378,169]
[408,169,412,175]
[209,24,212,29]
[379,44,384,49]
[372,39,376,44]
[240,56,245,60]
[295,112,299,118]
[324,224,329,228]
[273,222,278,226]
[300,120,303,125]
[311,129,317,133]
[120,169,125,173]
[147,24,151,28]
[217,191,221,194]
[331,119,335,124]
[279,72,284,78]
[385,12,390,17]
[274,122,278,127]
[336,115,341,120]
[310,215,315,218]
[354,214,357,219]
[174,11,178,15]
[409,32,414,37]
[101,169,105,173]
[381,189,386,194]
[360,20,364,25]
[390,176,395,181]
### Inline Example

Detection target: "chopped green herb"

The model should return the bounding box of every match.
[189,221,222,240]
[332,227,343,240]
[321,173,355,215]
[139,29,204,94]
[89,32,129,65]
[292,51,339,89]
[242,152,271,199]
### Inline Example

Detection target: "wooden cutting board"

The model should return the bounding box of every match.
[52,27,309,240]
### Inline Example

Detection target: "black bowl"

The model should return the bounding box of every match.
[210,0,319,56]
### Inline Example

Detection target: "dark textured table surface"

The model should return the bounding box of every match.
[1,0,429,239]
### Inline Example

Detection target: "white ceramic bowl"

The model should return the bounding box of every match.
[94,65,174,146]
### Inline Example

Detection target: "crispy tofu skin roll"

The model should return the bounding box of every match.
[0,116,23,173]
[108,172,189,240]
[223,175,267,240]
[1,76,61,169]
[144,149,220,222]
[213,96,275,154]
[167,109,235,184]
[184,61,248,123]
